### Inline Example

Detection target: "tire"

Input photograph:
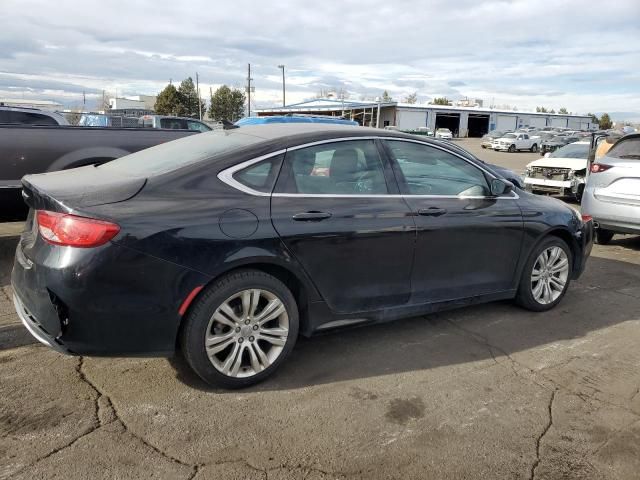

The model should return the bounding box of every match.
[595,228,614,245]
[574,185,584,203]
[180,269,299,389]
[515,236,572,312]
[508,144,516,153]
[531,144,538,153]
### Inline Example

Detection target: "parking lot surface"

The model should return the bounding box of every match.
[2,142,640,479]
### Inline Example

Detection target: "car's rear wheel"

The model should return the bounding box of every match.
[515,237,572,311]
[508,144,516,153]
[180,270,299,388]
[531,144,538,153]
[595,228,614,245]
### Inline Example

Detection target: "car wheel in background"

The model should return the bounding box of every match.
[531,144,538,153]
[508,145,516,153]
[515,236,572,312]
[595,228,615,245]
[180,269,299,388]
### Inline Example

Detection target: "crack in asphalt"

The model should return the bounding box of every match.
[76,357,198,478]
[529,389,557,480]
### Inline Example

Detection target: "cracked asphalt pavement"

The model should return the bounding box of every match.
[2,142,640,479]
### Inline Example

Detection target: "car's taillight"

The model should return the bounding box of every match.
[581,214,593,223]
[36,210,120,247]
[590,163,612,173]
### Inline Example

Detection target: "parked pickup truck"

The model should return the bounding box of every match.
[491,132,539,153]
[0,125,197,220]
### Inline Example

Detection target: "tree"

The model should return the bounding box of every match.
[536,106,548,113]
[558,107,568,114]
[430,97,451,106]
[405,92,418,104]
[176,77,205,118]
[381,90,393,102]
[550,109,556,114]
[209,85,246,122]
[599,113,612,129]
[154,83,181,115]
[587,112,599,124]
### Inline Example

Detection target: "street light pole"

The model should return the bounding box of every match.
[278,65,285,107]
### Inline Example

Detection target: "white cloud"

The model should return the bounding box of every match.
[0,0,638,114]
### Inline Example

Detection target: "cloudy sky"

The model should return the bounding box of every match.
[1,0,639,117]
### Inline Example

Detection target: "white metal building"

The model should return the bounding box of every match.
[255,99,596,137]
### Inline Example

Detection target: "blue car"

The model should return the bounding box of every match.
[235,115,358,127]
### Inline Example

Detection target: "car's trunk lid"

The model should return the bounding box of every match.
[21,165,146,213]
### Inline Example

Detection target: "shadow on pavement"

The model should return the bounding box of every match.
[168,254,640,393]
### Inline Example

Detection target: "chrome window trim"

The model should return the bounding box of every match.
[217,148,287,197]
[217,136,519,200]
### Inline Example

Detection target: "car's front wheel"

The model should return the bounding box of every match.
[508,144,516,153]
[515,237,572,311]
[180,270,299,388]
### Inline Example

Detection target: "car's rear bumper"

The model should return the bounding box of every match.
[13,292,72,354]
[11,235,210,356]
[573,219,594,279]
[582,189,640,234]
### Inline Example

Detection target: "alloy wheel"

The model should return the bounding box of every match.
[531,246,569,304]
[205,289,289,378]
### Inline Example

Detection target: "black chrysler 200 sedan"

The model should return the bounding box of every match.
[12,124,593,388]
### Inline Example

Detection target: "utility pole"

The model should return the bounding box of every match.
[277,64,285,107]
[196,72,202,120]
[246,63,254,117]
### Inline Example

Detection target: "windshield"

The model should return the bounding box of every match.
[548,143,589,159]
[607,137,640,159]
[503,133,516,139]
[99,129,264,176]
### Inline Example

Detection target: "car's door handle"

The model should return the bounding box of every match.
[417,207,447,217]
[292,211,332,221]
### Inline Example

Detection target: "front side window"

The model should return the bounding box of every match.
[277,140,388,195]
[187,121,211,132]
[385,140,490,196]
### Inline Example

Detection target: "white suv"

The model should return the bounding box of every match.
[492,132,539,153]
[582,134,640,244]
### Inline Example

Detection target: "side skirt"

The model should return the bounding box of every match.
[306,290,517,336]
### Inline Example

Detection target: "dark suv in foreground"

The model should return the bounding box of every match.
[12,124,593,388]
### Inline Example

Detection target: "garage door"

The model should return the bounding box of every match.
[529,116,547,128]
[550,117,567,128]
[496,115,516,132]
[396,110,427,130]
[567,119,581,129]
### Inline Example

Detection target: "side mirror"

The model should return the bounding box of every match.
[544,152,550,158]
[490,178,514,196]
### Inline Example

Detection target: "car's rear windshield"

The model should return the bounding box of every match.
[607,137,640,160]
[99,130,264,176]
[549,143,589,159]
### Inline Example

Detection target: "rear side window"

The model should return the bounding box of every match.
[6,111,58,125]
[233,155,283,193]
[99,130,264,176]
[607,137,640,160]
[160,118,188,129]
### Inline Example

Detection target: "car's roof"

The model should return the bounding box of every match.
[230,123,416,142]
